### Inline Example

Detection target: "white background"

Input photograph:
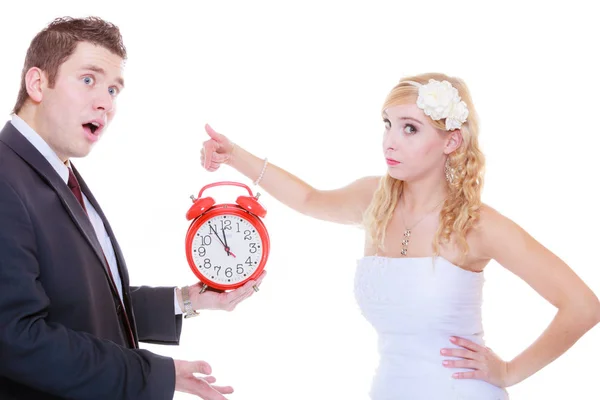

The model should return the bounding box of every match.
[1,1,599,399]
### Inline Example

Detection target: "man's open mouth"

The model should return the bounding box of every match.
[83,122,101,134]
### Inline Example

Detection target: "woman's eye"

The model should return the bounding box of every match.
[383,119,391,129]
[404,124,417,134]
[83,76,94,85]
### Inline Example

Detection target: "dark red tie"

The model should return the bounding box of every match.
[67,167,136,348]
[67,168,87,211]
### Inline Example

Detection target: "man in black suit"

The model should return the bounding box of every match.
[0,16,265,400]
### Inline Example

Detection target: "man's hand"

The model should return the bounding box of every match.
[177,270,266,312]
[174,359,233,400]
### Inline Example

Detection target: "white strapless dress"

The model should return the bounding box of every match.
[354,256,509,400]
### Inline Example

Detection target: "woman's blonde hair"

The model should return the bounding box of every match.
[362,73,485,264]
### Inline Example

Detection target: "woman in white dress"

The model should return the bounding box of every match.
[200,73,600,399]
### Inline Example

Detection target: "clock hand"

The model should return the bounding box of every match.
[209,224,237,258]
[222,227,232,257]
[209,224,227,248]
[221,229,237,258]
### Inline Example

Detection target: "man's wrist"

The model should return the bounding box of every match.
[181,286,200,318]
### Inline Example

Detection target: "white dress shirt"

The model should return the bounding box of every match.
[10,115,182,314]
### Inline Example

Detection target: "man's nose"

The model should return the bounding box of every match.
[93,88,114,113]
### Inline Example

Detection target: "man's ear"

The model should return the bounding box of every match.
[24,67,47,104]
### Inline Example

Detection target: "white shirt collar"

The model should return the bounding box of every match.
[10,114,70,184]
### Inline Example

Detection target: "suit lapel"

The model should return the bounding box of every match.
[73,165,130,289]
[0,122,119,298]
[73,166,138,342]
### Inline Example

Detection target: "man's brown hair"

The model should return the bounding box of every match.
[13,16,127,114]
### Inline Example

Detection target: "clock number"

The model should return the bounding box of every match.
[197,246,206,257]
[201,235,212,246]
[214,266,221,276]
[225,267,233,278]
[236,222,241,233]
[236,264,244,274]
[245,256,252,266]
[220,219,232,231]
[244,230,252,240]
[249,243,257,253]
[203,259,211,269]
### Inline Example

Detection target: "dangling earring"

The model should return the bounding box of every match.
[445,158,454,183]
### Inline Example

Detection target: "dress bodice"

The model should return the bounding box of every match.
[354,256,509,399]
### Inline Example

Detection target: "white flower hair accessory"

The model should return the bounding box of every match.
[404,79,469,131]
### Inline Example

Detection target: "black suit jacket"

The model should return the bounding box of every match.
[0,121,183,399]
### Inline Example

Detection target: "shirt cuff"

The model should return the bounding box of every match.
[174,287,182,315]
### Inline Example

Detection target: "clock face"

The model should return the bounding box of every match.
[190,214,264,285]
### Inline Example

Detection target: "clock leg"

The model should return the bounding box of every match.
[199,283,208,295]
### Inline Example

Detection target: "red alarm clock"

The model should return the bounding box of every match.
[185,181,270,291]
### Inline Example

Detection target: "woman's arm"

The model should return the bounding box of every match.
[478,205,600,386]
[202,124,379,225]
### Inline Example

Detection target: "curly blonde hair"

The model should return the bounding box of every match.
[362,73,485,264]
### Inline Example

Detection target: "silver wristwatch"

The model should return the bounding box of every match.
[181,285,200,319]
